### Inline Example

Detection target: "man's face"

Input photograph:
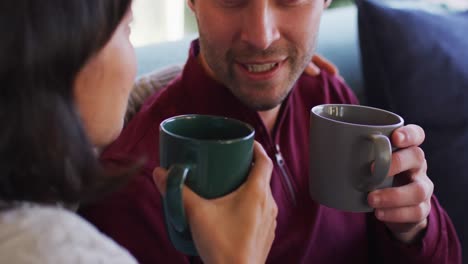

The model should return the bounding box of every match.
[190,0,330,111]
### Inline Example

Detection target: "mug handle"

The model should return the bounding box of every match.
[364,134,392,191]
[164,164,191,233]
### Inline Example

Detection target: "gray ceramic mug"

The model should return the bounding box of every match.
[309,104,404,212]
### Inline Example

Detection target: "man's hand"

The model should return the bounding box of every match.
[368,125,433,243]
[153,141,277,264]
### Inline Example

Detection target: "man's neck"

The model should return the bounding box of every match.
[258,106,281,134]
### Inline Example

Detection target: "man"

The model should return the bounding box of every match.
[81,0,461,263]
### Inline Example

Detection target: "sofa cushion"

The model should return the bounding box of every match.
[125,65,183,125]
[135,34,195,77]
[316,6,364,102]
[357,0,468,258]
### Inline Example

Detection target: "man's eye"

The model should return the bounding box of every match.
[217,0,246,8]
[279,0,309,6]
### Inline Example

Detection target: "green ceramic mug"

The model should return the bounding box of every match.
[159,114,255,255]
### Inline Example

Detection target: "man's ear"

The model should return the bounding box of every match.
[187,0,195,12]
[325,0,333,9]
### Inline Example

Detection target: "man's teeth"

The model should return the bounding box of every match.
[245,63,278,73]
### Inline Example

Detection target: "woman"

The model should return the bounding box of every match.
[0,0,276,263]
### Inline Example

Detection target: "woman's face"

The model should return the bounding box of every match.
[74,9,136,147]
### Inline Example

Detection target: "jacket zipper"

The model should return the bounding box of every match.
[275,144,297,206]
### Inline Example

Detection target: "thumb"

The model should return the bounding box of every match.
[246,141,274,189]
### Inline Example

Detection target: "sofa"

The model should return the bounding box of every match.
[133,1,468,261]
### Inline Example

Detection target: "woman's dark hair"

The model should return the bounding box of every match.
[0,0,133,205]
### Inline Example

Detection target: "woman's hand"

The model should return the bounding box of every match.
[305,53,341,78]
[153,141,277,264]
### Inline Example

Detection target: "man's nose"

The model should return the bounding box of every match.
[240,4,280,50]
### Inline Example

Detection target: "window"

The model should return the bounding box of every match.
[131,0,194,47]
[130,0,358,47]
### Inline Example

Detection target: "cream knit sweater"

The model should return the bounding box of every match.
[0,204,137,264]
